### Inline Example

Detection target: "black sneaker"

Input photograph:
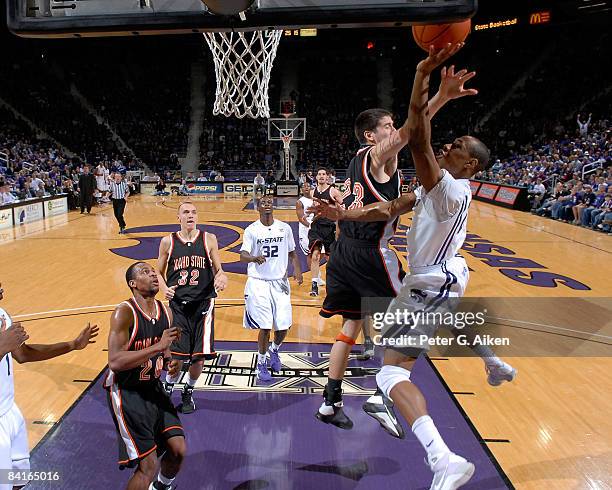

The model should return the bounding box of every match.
[310,281,319,297]
[177,385,196,414]
[315,404,354,430]
[163,382,174,398]
[361,337,375,360]
[362,391,405,439]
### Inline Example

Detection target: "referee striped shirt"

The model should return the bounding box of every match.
[110,181,129,200]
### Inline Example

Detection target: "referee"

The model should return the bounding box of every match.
[110,172,130,234]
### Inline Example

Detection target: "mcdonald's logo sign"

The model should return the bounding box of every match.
[529,11,551,24]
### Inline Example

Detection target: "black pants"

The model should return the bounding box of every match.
[80,194,93,213]
[112,198,126,228]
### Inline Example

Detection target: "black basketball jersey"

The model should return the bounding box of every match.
[312,185,335,227]
[166,230,216,303]
[104,298,170,390]
[339,146,401,242]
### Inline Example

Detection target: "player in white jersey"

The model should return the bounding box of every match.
[240,196,303,381]
[311,44,516,490]
[95,163,110,202]
[295,182,325,286]
[0,282,98,490]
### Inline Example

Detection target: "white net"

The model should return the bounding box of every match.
[203,30,283,119]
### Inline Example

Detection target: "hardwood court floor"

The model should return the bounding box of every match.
[1,194,610,489]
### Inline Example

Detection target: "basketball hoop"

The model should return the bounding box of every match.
[203,30,283,119]
[280,134,293,150]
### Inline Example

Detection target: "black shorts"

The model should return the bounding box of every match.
[320,237,405,320]
[106,381,184,469]
[170,298,216,361]
[308,221,336,254]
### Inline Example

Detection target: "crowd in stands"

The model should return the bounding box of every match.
[0,107,141,209]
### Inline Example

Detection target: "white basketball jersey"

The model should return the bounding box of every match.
[0,307,15,417]
[241,219,295,280]
[407,170,471,269]
[297,196,314,240]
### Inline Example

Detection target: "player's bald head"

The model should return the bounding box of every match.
[465,136,491,173]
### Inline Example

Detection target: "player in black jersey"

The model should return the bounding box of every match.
[308,168,342,297]
[157,201,228,414]
[315,54,477,432]
[105,262,184,490]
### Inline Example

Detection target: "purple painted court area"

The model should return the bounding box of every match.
[29,341,510,490]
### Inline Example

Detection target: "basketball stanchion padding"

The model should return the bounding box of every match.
[203,30,283,119]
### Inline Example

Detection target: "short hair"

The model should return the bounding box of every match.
[178,200,195,212]
[125,262,146,289]
[316,167,328,175]
[466,137,492,173]
[354,108,393,145]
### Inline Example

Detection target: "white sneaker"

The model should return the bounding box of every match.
[486,362,517,387]
[429,452,475,490]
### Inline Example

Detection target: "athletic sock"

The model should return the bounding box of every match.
[257,352,267,365]
[165,372,180,385]
[184,373,197,388]
[157,472,175,487]
[412,415,450,467]
[269,342,281,352]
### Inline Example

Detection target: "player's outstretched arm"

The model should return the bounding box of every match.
[309,194,416,222]
[296,200,310,228]
[206,233,228,291]
[157,235,174,300]
[11,321,99,364]
[408,43,464,191]
[108,303,178,372]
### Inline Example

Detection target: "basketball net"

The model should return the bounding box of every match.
[203,30,283,119]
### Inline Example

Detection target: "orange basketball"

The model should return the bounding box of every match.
[412,19,471,52]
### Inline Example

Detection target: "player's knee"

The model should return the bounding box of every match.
[311,249,320,260]
[376,365,412,399]
[167,436,186,463]
[137,453,158,479]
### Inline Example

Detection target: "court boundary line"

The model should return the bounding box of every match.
[488,316,612,341]
[426,356,516,489]
[475,202,612,255]
[11,298,321,320]
[30,367,108,455]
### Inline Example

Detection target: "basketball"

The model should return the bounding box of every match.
[412,19,471,52]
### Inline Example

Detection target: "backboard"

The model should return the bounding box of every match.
[7,0,478,38]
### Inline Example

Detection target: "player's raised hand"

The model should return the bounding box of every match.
[73,322,100,350]
[0,322,29,353]
[214,271,228,291]
[159,327,179,350]
[308,197,345,222]
[438,65,478,100]
[164,285,178,300]
[417,42,464,75]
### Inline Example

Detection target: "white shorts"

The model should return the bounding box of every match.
[380,256,469,355]
[298,229,310,256]
[0,403,30,490]
[243,277,292,331]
